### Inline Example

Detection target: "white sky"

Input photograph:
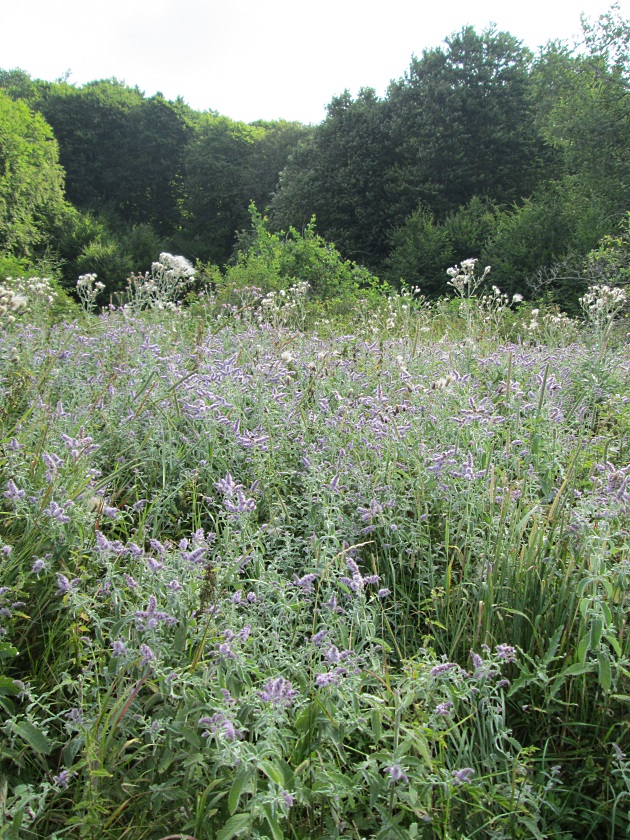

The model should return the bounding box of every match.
[3,0,629,124]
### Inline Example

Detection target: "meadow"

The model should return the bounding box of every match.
[0,262,629,839]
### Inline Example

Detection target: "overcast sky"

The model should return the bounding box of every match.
[3,0,629,124]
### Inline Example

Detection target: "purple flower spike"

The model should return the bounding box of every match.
[259,677,299,707]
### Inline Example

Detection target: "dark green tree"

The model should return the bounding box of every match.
[388,26,550,218]
[180,116,308,264]
[36,79,191,235]
[271,88,398,267]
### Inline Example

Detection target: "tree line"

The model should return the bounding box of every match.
[1,4,629,307]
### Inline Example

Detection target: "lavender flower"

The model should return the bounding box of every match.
[56,574,79,595]
[385,764,409,784]
[31,558,47,574]
[293,572,318,594]
[52,769,75,789]
[111,639,127,657]
[259,677,299,707]
[139,643,156,665]
[377,588,391,599]
[311,628,328,646]
[452,767,475,785]
[495,643,517,662]
[430,662,459,677]
[134,595,176,631]
[434,701,454,716]
[3,480,25,501]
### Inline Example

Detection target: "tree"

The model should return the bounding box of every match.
[180,116,308,265]
[36,79,192,236]
[271,88,398,267]
[0,91,67,258]
[532,6,630,218]
[388,26,549,217]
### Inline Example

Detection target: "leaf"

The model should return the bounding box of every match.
[261,802,284,840]
[0,642,18,661]
[258,759,284,785]
[216,812,253,840]
[228,766,252,815]
[0,675,21,696]
[589,617,603,649]
[563,662,593,677]
[12,720,52,754]
[597,652,612,692]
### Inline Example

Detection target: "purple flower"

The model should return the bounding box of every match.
[434,701,453,716]
[311,628,327,646]
[452,767,475,785]
[377,588,391,599]
[3,480,25,501]
[293,573,318,594]
[495,643,517,663]
[430,662,459,677]
[135,595,176,631]
[283,792,295,808]
[145,556,164,573]
[139,643,156,665]
[385,764,409,784]
[199,712,241,741]
[259,677,299,707]
[217,642,236,659]
[52,769,75,789]
[111,639,127,657]
[56,574,79,595]
[65,708,82,726]
[32,558,47,574]
[124,573,139,589]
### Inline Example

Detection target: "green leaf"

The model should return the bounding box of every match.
[605,633,622,657]
[589,617,603,649]
[0,675,21,696]
[261,802,284,840]
[597,652,612,692]
[258,759,284,785]
[216,812,253,840]
[0,642,18,660]
[564,662,593,677]
[228,766,252,815]
[12,720,52,754]
[577,634,590,663]
[371,709,382,741]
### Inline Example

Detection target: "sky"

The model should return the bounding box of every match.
[3,0,629,124]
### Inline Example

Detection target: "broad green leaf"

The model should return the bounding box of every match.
[13,720,52,754]
[564,662,593,677]
[0,675,21,696]
[0,642,18,660]
[261,802,284,840]
[589,617,603,649]
[258,759,284,785]
[216,812,253,840]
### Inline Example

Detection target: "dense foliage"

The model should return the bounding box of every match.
[1,6,629,304]
[0,268,629,839]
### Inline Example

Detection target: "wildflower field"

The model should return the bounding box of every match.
[0,265,629,839]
